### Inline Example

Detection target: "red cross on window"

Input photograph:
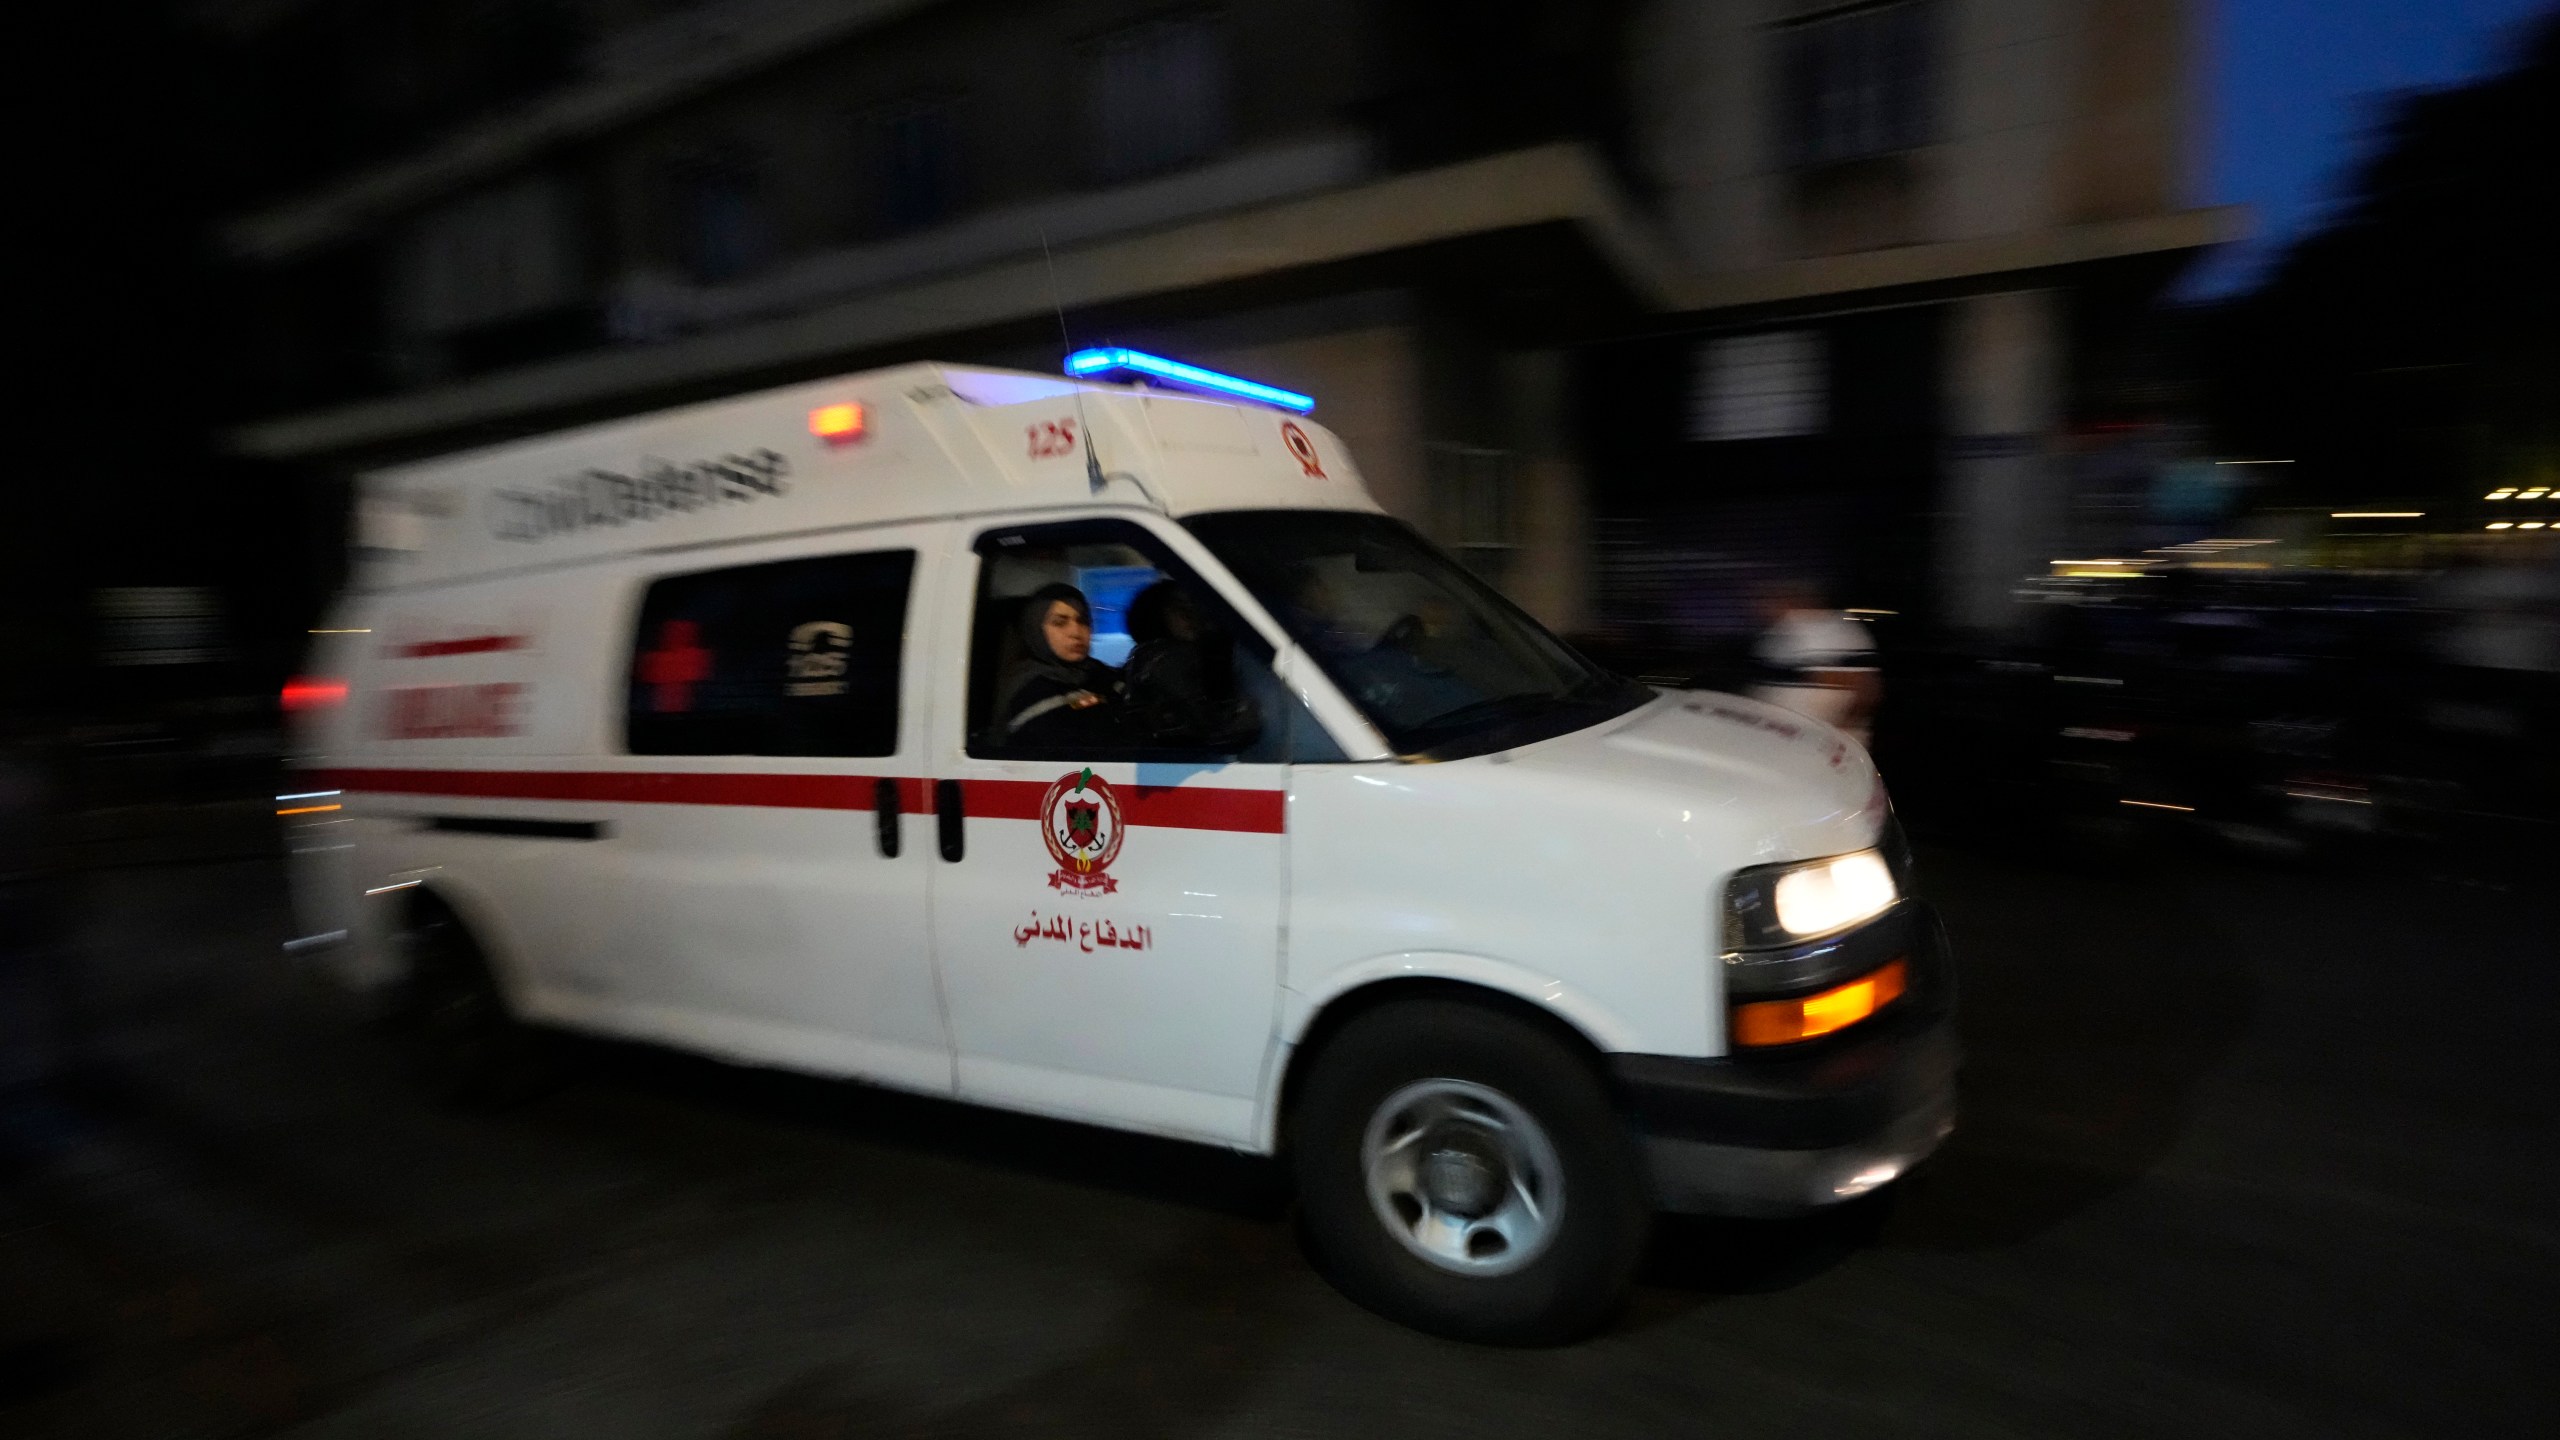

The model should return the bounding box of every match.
[637,619,714,712]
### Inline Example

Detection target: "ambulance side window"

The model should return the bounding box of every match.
[626,550,915,757]
[965,520,1343,763]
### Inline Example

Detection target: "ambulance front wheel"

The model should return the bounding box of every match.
[1290,998,1649,1344]
[395,897,555,1110]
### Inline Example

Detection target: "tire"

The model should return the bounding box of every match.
[1290,999,1649,1344]
[397,900,554,1110]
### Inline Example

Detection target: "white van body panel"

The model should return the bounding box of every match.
[353,364,1378,595]
[915,508,1299,1148]
[302,519,960,1095]
[1279,691,1884,1054]
[538,520,951,1094]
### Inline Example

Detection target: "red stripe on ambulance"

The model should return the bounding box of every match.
[395,634,528,658]
[309,769,1284,834]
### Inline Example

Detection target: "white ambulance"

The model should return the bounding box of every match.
[284,361,1954,1342]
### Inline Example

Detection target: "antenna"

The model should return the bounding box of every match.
[1040,230,1107,496]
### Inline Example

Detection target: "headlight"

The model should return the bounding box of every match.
[1723,849,1898,951]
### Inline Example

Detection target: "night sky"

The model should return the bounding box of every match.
[2193,0,2556,295]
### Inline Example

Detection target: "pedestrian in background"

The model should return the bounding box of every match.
[1747,577,1881,746]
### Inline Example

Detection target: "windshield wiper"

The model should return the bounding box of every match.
[1400,692,1558,742]
[1414,675,1628,735]
[1561,670,1633,703]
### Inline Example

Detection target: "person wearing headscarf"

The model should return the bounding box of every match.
[994,583,1121,748]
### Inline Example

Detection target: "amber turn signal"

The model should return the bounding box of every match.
[808,402,867,445]
[1731,957,1908,1047]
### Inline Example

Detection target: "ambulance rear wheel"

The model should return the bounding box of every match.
[1290,999,1647,1344]
[398,899,553,1110]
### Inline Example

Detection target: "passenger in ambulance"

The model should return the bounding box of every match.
[995,583,1124,747]
[1120,580,1255,747]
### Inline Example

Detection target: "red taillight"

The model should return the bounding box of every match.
[281,676,348,713]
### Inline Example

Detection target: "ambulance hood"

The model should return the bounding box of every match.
[1503,690,1885,871]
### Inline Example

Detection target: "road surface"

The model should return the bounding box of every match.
[4,819,2552,1437]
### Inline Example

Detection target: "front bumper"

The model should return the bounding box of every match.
[1609,902,1958,1217]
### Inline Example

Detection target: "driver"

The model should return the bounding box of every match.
[995,583,1122,747]
[1122,580,1250,744]
[1276,563,1365,660]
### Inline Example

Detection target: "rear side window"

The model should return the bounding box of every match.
[626,550,915,756]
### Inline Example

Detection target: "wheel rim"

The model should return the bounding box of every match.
[1360,1078,1564,1277]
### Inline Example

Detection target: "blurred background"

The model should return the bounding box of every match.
[9,0,2557,856]
[5,2,2556,1434]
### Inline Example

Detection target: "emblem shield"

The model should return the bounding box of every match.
[1039,768,1126,893]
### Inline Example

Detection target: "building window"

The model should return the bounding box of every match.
[626,550,916,757]
[1427,444,1519,585]
[390,176,583,339]
[876,97,962,233]
[1691,331,1828,441]
[1779,2,1935,169]
[1086,14,1231,182]
[668,144,771,285]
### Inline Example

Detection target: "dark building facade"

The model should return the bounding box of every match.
[207,0,2232,643]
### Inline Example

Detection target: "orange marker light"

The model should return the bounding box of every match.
[809,402,867,445]
[281,677,348,712]
[1732,958,1908,1048]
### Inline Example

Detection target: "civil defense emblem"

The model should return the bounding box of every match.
[1041,767,1125,894]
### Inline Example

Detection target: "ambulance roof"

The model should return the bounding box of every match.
[351,362,1378,592]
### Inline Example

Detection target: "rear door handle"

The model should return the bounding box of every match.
[874,777,901,858]
[935,779,964,862]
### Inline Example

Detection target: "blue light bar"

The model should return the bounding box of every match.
[1062,347,1316,413]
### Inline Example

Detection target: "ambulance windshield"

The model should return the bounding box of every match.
[1185,511,1648,758]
